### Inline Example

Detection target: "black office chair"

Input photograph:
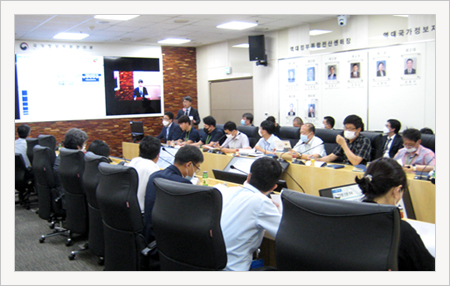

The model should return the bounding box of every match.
[26,138,39,166]
[275,189,400,271]
[58,148,88,247]
[32,145,68,243]
[97,163,148,271]
[38,134,57,155]
[360,131,382,162]
[69,152,110,264]
[15,153,34,209]
[279,126,300,148]
[152,178,227,271]
[237,125,260,148]
[315,128,343,156]
[420,134,435,153]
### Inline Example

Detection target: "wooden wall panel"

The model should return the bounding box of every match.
[14,46,197,155]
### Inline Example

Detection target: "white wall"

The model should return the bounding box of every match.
[196,15,436,130]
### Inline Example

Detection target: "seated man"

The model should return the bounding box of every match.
[176,115,200,145]
[192,116,224,148]
[156,111,182,143]
[254,120,281,155]
[290,123,326,160]
[214,121,251,153]
[292,116,304,128]
[143,145,204,243]
[175,96,200,126]
[125,136,161,213]
[381,119,403,158]
[318,115,371,166]
[241,112,254,126]
[394,128,435,173]
[322,116,335,130]
[15,124,32,168]
[220,157,282,271]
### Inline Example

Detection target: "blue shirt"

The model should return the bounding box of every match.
[143,164,192,242]
[255,134,281,152]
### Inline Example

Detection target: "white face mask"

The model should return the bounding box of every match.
[405,147,417,153]
[184,164,195,181]
[162,120,169,127]
[226,134,233,139]
[258,129,263,137]
[344,130,356,140]
[383,126,390,134]
[321,124,326,129]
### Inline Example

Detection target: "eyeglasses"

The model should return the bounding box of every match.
[193,164,201,174]
[344,127,356,131]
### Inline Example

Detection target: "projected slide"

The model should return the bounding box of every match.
[15,54,106,122]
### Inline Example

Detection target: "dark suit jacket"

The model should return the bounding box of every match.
[176,107,201,125]
[156,122,182,143]
[288,111,296,116]
[377,70,386,77]
[133,87,148,99]
[404,69,416,75]
[351,72,360,78]
[379,134,403,158]
[328,74,336,80]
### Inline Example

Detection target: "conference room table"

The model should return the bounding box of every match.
[122,142,435,224]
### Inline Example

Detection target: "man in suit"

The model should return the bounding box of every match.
[404,58,416,75]
[156,111,182,143]
[288,103,296,116]
[380,119,403,158]
[328,66,336,80]
[307,68,315,81]
[133,79,148,100]
[308,105,315,118]
[175,96,200,126]
[350,63,360,78]
[377,62,386,77]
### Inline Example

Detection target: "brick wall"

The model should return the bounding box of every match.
[14,46,197,155]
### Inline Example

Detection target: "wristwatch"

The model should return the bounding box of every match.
[413,166,417,171]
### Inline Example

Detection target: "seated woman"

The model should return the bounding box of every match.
[355,157,435,271]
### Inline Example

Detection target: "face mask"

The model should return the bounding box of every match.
[163,120,169,127]
[258,129,263,137]
[405,147,417,153]
[226,134,233,139]
[321,124,326,129]
[240,119,246,126]
[301,134,309,143]
[344,130,356,140]
[383,126,390,134]
[184,164,195,181]
[203,127,210,134]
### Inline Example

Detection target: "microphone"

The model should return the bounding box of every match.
[230,165,249,175]
[277,149,291,163]
[416,156,435,181]
[298,142,324,157]
[158,156,173,166]
[162,147,175,157]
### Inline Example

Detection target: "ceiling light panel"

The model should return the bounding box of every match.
[94,15,140,21]
[216,21,258,30]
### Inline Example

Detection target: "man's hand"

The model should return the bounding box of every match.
[336,134,346,147]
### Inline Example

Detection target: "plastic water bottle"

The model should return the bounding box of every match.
[202,171,208,186]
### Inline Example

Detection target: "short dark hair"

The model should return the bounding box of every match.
[17,124,30,138]
[249,157,283,193]
[402,128,421,142]
[242,113,253,124]
[324,116,335,128]
[260,120,276,135]
[177,115,191,125]
[87,140,110,157]
[293,117,303,126]
[304,123,316,134]
[139,136,161,160]
[420,127,434,135]
[352,63,358,68]
[164,112,174,120]
[63,128,88,150]
[266,116,276,124]
[224,121,237,132]
[183,96,193,102]
[203,116,216,127]
[343,114,364,131]
[406,58,413,63]
[174,145,204,165]
[355,157,408,201]
[138,79,143,83]
[387,119,401,134]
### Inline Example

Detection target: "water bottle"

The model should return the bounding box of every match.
[202,171,208,186]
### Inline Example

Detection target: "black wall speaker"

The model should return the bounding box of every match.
[248,35,265,61]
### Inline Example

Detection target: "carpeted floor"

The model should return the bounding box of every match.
[15,198,104,271]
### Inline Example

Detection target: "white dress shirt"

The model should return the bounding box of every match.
[221,132,250,149]
[383,134,396,158]
[15,138,31,168]
[219,182,281,271]
[126,157,160,213]
[255,134,281,152]
[293,136,326,158]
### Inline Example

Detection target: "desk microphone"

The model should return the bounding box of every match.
[162,147,175,157]
[298,142,324,157]
[159,156,173,166]
[230,165,249,175]
[417,156,435,181]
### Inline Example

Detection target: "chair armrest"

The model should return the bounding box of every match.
[141,240,157,256]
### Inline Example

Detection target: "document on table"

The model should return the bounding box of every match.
[404,219,435,257]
